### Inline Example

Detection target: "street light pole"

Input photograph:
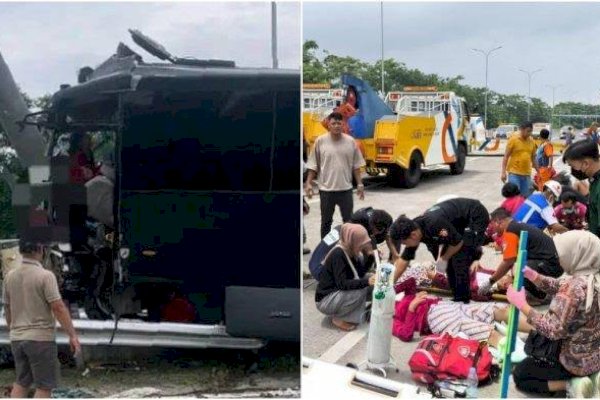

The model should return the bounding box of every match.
[472,45,502,129]
[380,1,384,95]
[519,68,542,121]
[546,84,561,128]
[271,2,278,69]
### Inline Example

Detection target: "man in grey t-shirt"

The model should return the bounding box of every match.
[305,112,366,238]
[3,241,81,398]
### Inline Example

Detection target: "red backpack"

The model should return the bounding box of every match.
[408,333,493,384]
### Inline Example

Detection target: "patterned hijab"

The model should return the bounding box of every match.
[553,230,600,312]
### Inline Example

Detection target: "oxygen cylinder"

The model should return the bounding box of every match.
[366,261,396,366]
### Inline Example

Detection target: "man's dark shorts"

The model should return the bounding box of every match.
[10,340,59,389]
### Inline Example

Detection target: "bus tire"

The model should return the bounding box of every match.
[450,143,467,175]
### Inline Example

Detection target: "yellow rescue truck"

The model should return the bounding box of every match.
[368,87,471,188]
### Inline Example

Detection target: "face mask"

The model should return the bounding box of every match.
[563,207,575,214]
[571,166,588,181]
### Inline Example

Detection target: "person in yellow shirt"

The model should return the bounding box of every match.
[501,121,538,196]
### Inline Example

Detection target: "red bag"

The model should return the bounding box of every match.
[408,333,492,384]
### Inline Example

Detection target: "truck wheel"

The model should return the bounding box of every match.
[450,143,467,175]
[387,152,422,188]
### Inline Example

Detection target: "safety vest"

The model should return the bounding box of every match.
[513,192,551,230]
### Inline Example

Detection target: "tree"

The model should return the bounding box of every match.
[302,40,600,129]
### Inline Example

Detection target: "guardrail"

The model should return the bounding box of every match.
[0,318,265,349]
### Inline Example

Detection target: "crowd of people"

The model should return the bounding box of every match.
[304,114,600,397]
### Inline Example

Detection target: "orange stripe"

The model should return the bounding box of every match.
[441,114,456,163]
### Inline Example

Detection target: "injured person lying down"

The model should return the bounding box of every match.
[392,276,533,363]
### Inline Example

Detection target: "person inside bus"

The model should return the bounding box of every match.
[69,132,101,184]
[315,223,376,331]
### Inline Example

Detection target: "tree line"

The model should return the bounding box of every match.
[304,40,599,130]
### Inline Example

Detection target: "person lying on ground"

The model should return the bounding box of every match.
[315,223,376,331]
[308,208,393,280]
[395,251,513,301]
[390,198,490,303]
[392,277,532,360]
[513,180,568,234]
[509,230,600,398]
[554,191,587,230]
[479,207,562,304]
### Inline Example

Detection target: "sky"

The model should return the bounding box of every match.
[0,2,300,98]
[304,2,600,106]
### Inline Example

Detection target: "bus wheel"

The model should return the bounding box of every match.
[450,143,467,175]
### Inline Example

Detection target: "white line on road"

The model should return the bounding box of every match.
[317,329,367,364]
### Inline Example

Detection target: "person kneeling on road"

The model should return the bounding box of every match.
[479,207,562,303]
[509,231,600,398]
[513,180,568,234]
[308,207,393,281]
[389,197,490,303]
[315,223,376,331]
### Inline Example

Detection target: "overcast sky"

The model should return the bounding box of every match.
[304,2,600,106]
[0,2,300,98]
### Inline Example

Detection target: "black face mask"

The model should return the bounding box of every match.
[571,167,588,181]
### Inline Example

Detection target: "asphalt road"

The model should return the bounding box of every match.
[303,154,569,398]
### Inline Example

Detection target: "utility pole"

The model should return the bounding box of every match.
[380,1,385,95]
[546,84,561,128]
[519,68,542,121]
[271,2,278,69]
[472,45,502,129]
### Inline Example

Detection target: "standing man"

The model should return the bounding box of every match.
[501,121,538,197]
[586,122,599,144]
[3,241,81,398]
[305,112,366,238]
[479,208,562,302]
[562,140,600,238]
[389,197,490,303]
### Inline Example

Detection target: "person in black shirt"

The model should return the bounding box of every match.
[308,207,393,280]
[315,223,377,331]
[479,207,562,301]
[389,198,490,303]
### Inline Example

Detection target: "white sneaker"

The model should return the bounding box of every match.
[567,377,593,398]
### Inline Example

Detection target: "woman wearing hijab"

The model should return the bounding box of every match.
[509,230,600,398]
[315,223,376,331]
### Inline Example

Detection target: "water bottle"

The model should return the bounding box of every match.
[465,367,479,398]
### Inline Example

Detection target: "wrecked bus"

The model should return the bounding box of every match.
[2,30,300,342]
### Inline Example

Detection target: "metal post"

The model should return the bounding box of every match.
[519,68,542,121]
[380,1,384,95]
[472,46,502,128]
[271,2,278,69]
[546,85,560,129]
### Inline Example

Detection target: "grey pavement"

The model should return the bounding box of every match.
[302,155,569,399]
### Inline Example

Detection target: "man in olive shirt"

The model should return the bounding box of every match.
[2,241,81,398]
[305,112,366,238]
[501,121,538,197]
[563,140,600,238]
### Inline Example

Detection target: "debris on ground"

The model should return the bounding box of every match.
[51,388,97,398]
[112,387,163,398]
